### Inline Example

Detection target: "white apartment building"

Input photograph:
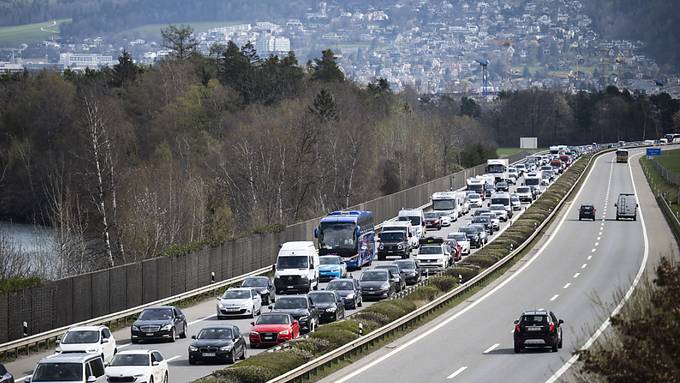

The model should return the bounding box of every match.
[59,53,115,68]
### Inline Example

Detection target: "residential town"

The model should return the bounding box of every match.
[1,0,679,97]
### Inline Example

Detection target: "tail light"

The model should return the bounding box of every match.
[514,324,520,333]
[549,323,555,333]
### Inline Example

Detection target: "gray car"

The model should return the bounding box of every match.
[359,269,395,300]
[375,264,406,292]
[241,276,276,305]
[325,278,363,309]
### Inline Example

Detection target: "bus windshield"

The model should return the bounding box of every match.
[487,164,505,173]
[318,222,356,251]
[432,199,456,211]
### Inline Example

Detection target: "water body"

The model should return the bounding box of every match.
[0,221,58,276]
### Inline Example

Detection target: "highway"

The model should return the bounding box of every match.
[4,161,538,382]
[318,146,679,383]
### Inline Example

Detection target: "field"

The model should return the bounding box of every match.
[496,147,547,157]
[655,148,680,174]
[0,19,70,47]
[115,20,243,40]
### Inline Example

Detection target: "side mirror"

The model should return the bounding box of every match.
[268,305,273,310]
[293,320,299,325]
[56,337,61,344]
[250,321,255,326]
[101,338,109,344]
[513,319,519,325]
[152,361,160,366]
[191,335,196,339]
[558,319,564,325]
[313,227,319,238]
[614,203,617,207]
[271,264,276,272]
[87,376,97,383]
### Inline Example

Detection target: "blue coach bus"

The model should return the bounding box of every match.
[314,211,376,269]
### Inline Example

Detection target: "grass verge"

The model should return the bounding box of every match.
[639,155,680,242]
[0,19,69,47]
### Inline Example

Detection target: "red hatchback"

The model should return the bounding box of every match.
[249,313,300,348]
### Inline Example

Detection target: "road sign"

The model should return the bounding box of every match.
[646,148,661,158]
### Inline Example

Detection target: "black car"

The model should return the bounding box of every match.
[131,306,187,343]
[459,225,485,248]
[513,309,564,353]
[325,278,363,309]
[578,204,596,221]
[188,326,246,364]
[393,259,421,285]
[471,216,494,234]
[0,364,13,383]
[308,291,345,323]
[359,269,395,300]
[375,264,406,292]
[495,182,509,192]
[241,276,276,305]
[485,186,495,198]
[377,231,411,260]
[271,295,319,333]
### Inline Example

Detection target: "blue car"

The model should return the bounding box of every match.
[319,256,348,281]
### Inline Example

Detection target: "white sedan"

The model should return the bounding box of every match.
[216,288,262,319]
[447,232,470,255]
[106,350,169,383]
[435,212,452,227]
[467,193,483,208]
[56,325,117,364]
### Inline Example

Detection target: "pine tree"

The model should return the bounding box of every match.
[110,50,139,87]
[309,89,338,122]
[310,49,345,83]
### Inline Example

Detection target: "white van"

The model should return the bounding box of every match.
[489,192,513,218]
[273,241,319,294]
[381,221,418,250]
[398,209,426,240]
[431,192,461,220]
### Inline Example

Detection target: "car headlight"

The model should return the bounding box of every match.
[250,331,259,336]
[279,329,290,335]
[55,346,62,352]
[217,302,225,308]
[219,345,233,351]
[325,307,336,312]
[161,324,173,331]
[86,348,98,353]
[346,293,355,299]
[379,244,384,250]
[132,325,140,331]
[397,243,404,250]
[189,345,198,351]
[259,289,268,295]
[381,283,390,290]
[300,275,309,280]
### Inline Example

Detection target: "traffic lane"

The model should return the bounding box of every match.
[318,152,626,383]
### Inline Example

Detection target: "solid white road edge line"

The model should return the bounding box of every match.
[188,314,216,326]
[544,151,649,383]
[333,150,605,383]
[166,355,182,362]
[483,343,500,354]
[446,366,468,379]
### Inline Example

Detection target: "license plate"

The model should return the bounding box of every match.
[202,352,216,357]
[287,286,294,289]
[527,326,542,331]
[146,333,154,336]
[263,336,275,341]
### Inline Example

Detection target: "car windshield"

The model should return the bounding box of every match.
[327,280,354,290]
[221,290,251,300]
[320,257,341,265]
[448,233,467,241]
[277,256,308,269]
[491,198,509,205]
[418,246,442,254]
[242,278,268,288]
[525,178,540,185]
[470,224,485,232]
[0,365,6,375]
[274,297,307,309]
[380,232,405,242]
[376,266,399,275]
[581,206,593,211]
[110,354,149,367]
[468,194,480,200]
[399,215,421,226]
[517,187,530,193]
[459,227,474,234]
[309,293,336,304]
[256,314,290,325]
[473,217,489,223]
[521,315,548,325]
[490,205,505,211]
[394,260,416,270]
[139,308,173,321]
[197,327,233,339]
[424,212,438,218]
[33,363,83,382]
[61,330,99,344]
[360,271,388,281]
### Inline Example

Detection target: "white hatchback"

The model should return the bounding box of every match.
[56,325,117,365]
[216,287,262,319]
[106,349,169,383]
[447,232,470,255]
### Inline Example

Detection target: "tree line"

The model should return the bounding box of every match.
[0,25,495,281]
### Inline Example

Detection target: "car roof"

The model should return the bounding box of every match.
[320,255,342,258]
[67,325,105,332]
[227,287,254,292]
[522,309,549,316]
[41,353,100,363]
[144,306,176,310]
[375,264,399,269]
[244,276,269,280]
[277,294,308,299]
[198,325,238,330]
[117,349,155,355]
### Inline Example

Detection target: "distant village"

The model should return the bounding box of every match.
[1,0,679,98]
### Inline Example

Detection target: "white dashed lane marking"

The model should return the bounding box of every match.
[550,294,559,301]
[447,366,468,379]
[483,343,500,354]
[563,283,571,289]
[581,264,588,269]
[573,272,580,278]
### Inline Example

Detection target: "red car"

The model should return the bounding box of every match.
[249,313,300,348]
[423,212,442,230]
[446,239,462,262]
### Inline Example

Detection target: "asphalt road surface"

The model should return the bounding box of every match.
[3,160,542,383]
[318,147,679,383]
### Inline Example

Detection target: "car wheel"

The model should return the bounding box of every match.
[149,377,154,383]
[552,341,558,352]
[357,298,363,307]
[163,371,169,383]
[131,339,139,344]
[170,328,176,342]
[189,358,196,365]
[228,350,236,364]
[240,345,247,360]
[250,308,256,318]
[514,343,521,353]
[180,322,187,339]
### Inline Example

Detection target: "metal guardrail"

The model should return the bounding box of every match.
[0,151,538,361]
[0,266,271,358]
[266,149,610,383]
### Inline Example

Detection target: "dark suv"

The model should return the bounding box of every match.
[378,231,411,260]
[578,204,596,221]
[513,309,563,353]
[131,306,187,343]
[271,295,320,334]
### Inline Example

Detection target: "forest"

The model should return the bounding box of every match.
[0,25,678,285]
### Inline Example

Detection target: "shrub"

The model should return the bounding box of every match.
[404,285,440,303]
[476,248,508,259]
[214,365,276,383]
[364,301,411,321]
[291,337,332,355]
[313,328,358,349]
[464,255,498,268]
[354,311,391,327]
[428,276,459,292]
[0,276,41,293]
[388,299,418,312]
[235,348,311,374]
[445,266,479,282]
